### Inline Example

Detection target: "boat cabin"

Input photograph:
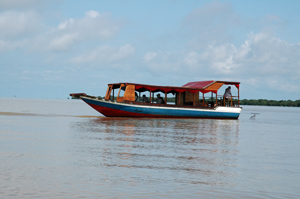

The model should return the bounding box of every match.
[104,80,240,108]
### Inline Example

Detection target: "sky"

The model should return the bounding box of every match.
[0,0,300,100]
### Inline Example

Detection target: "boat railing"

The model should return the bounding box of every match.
[123,100,217,109]
[123,95,240,108]
[216,95,240,107]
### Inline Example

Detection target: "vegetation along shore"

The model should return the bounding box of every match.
[239,99,300,107]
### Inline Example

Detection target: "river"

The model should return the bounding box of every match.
[0,97,299,198]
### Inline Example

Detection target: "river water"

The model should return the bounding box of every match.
[0,97,299,198]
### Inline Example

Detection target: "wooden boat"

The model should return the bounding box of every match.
[70,80,242,119]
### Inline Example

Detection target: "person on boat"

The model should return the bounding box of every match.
[156,94,165,104]
[142,94,150,103]
[223,86,232,106]
[135,92,138,101]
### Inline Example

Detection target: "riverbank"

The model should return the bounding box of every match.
[240,99,300,107]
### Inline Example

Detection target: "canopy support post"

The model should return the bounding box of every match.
[152,92,154,103]
[238,86,240,107]
[165,92,167,104]
[211,92,213,107]
[193,93,195,106]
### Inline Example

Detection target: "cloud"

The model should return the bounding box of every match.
[0,0,42,10]
[143,30,300,93]
[182,1,241,49]
[55,10,121,39]
[235,31,300,77]
[44,10,122,52]
[85,10,100,18]
[70,44,135,64]
[48,33,79,51]
[266,78,298,93]
[139,1,300,97]
[143,52,157,62]
[1,0,299,100]
[0,11,40,39]
[0,8,122,53]
[0,10,41,52]
[57,18,74,30]
[0,39,28,52]
[143,51,182,75]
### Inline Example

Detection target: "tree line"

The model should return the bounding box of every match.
[239,99,300,107]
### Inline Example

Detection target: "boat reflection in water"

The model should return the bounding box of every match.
[70,117,239,186]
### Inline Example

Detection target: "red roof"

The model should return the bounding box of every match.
[108,80,240,94]
[182,80,214,89]
[182,80,240,89]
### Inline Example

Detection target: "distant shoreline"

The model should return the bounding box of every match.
[239,99,300,107]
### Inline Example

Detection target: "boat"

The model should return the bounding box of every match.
[70,80,242,119]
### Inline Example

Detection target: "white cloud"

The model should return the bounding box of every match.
[70,44,135,64]
[0,11,40,39]
[57,18,74,30]
[236,31,300,77]
[184,52,198,66]
[48,33,79,51]
[144,52,157,62]
[143,51,182,75]
[143,29,300,94]
[85,10,100,18]
[0,39,28,52]
[1,1,299,100]
[182,1,241,49]
[60,10,121,39]
[0,8,122,53]
[262,77,299,93]
[0,10,41,52]
[40,10,122,52]
[0,0,42,10]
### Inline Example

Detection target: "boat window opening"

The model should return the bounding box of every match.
[112,88,114,101]
[166,93,175,105]
[154,92,166,104]
[136,92,140,102]
[201,92,216,107]
[105,86,112,100]
[118,85,126,98]
[138,91,150,103]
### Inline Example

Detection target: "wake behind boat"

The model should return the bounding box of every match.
[70,80,242,119]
